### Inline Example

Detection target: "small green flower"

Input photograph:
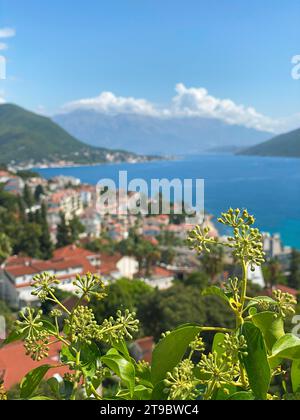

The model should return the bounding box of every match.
[99,310,139,343]
[73,272,107,302]
[31,272,60,301]
[15,308,44,339]
[24,330,50,361]
[189,334,205,353]
[165,360,199,400]
[50,309,63,318]
[65,305,98,344]
[273,289,297,318]
[187,225,218,254]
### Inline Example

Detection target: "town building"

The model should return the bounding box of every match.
[0,245,139,307]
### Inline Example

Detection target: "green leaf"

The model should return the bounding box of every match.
[240,322,271,400]
[112,339,130,361]
[227,391,255,400]
[271,334,300,361]
[151,324,201,386]
[246,296,277,311]
[47,377,60,399]
[41,320,57,335]
[214,384,239,400]
[252,312,285,352]
[151,380,169,400]
[29,396,54,400]
[60,345,76,364]
[212,333,226,359]
[20,365,52,399]
[2,329,26,346]
[101,349,136,397]
[202,286,230,305]
[132,385,152,400]
[80,342,101,378]
[292,360,300,393]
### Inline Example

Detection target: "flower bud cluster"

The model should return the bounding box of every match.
[73,272,107,302]
[165,359,199,400]
[273,289,297,318]
[31,272,60,301]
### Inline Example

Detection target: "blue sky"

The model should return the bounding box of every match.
[0,0,300,132]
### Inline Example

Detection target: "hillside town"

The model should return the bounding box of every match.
[0,168,295,309]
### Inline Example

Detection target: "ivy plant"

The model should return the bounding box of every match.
[1,208,300,400]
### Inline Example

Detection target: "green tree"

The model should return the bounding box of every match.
[17,223,42,258]
[23,184,34,208]
[160,247,175,265]
[0,233,12,263]
[69,216,85,243]
[200,244,224,282]
[39,203,53,259]
[263,258,284,288]
[56,213,72,248]
[34,185,45,202]
[91,278,154,337]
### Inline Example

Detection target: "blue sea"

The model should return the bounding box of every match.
[35,155,300,249]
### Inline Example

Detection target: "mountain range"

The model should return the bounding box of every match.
[53,110,271,155]
[240,127,300,158]
[0,104,150,165]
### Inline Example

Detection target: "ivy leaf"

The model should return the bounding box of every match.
[151,323,201,386]
[240,322,271,400]
[80,342,101,378]
[292,360,300,393]
[227,391,255,400]
[251,312,285,352]
[245,296,277,311]
[60,345,76,364]
[270,334,300,362]
[41,320,57,335]
[202,286,230,305]
[112,338,130,361]
[20,365,53,399]
[2,329,26,346]
[212,333,226,359]
[101,349,136,397]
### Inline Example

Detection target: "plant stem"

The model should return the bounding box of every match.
[48,291,71,316]
[200,327,233,334]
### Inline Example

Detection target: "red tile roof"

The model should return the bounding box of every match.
[99,254,122,275]
[53,245,97,260]
[0,340,69,389]
[264,284,299,298]
[134,337,154,363]
[151,266,174,278]
[4,246,100,283]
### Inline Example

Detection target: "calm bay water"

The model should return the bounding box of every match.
[36,155,300,249]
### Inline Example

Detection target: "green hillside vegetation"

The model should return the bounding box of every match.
[240,127,300,158]
[0,104,141,164]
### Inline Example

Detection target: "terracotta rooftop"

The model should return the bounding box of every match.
[0,340,69,389]
[264,284,299,298]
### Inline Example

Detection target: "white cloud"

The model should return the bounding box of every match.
[64,91,159,117]
[0,43,8,51]
[171,83,276,133]
[62,83,300,134]
[0,27,16,38]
